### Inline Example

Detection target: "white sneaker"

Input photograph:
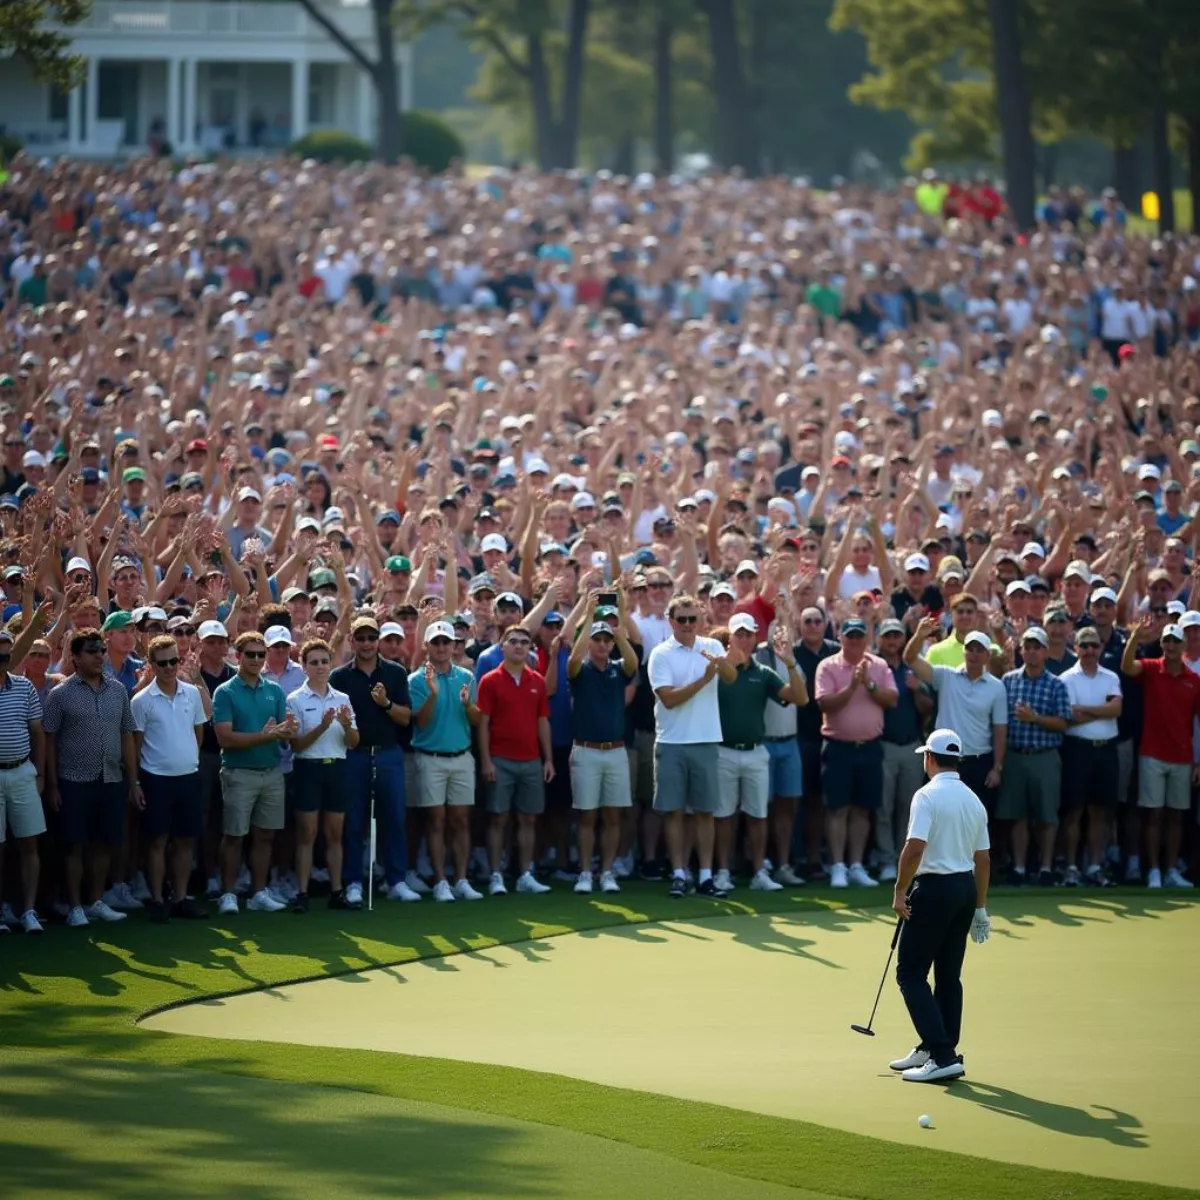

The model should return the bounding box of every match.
[235,864,252,894]
[878,863,898,883]
[749,867,783,891]
[613,855,632,879]
[1147,868,1163,889]
[387,880,422,902]
[218,892,239,916]
[85,900,127,923]
[132,871,153,902]
[206,874,221,899]
[406,870,432,895]
[599,870,621,893]
[432,880,455,902]
[416,848,435,879]
[454,878,483,901]
[889,1048,929,1072]
[102,884,142,912]
[574,870,594,894]
[713,868,735,893]
[902,1058,965,1083]
[830,862,849,888]
[21,910,43,935]
[311,867,330,884]
[344,882,364,908]
[247,888,286,913]
[269,877,297,904]
[1125,857,1142,882]
[516,871,550,894]
[848,863,878,887]
[0,901,16,926]
[488,872,507,896]
[65,905,89,928]
[553,868,576,882]
[1165,868,1194,889]
[774,864,805,887]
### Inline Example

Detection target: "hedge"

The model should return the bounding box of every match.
[288,110,463,172]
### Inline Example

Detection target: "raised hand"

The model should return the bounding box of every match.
[371,681,390,708]
[424,660,438,697]
[914,614,940,642]
[459,683,472,705]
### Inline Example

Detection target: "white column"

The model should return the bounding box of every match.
[84,56,100,151]
[181,58,197,151]
[291,57,309,140]
[357,66,372,143]
[167,57,181,146]
[400,48,413,112]
[68,82,83,152]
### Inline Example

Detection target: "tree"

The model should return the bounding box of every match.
[1,0,90,90]
[987,0,1035,227]
[695,0,757,172]
[293,0,406,162]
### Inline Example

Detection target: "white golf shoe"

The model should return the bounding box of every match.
[749,868,783,891]
[599,870,621,893]
[829,862,849,888]
[573,871,594,894]
[889,1048,929,1072]
[902,1058,965,1083]
[516,871,550,894]
[847,863,878,887]
[432,880,455,902]
[387,880,422,902]
[405,870,432,895]
[453,878,483,901]
[488,872,507,897]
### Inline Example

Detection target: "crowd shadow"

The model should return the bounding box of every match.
[946,1080,1149,1151]
[0,1054,561,1199]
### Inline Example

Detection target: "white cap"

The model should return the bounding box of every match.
[323,506,345,526]
[480,533,508,554]
[66,556,92,575]
[904,553,930,572]
[237,486,262,502]
[1139,463,1161,480]
[1022,626,1050,647]
[379,621,405,640]
[1006,579,1031,596]
[136,606,167,623]
[729,613,759,634]
[963,631,992,651]
[982,409,1004,428]
[551,472,578,490]
[198,620,228,640]
[22,450,46,468]
[526,457,550,474]
[710,582,736,599]
[801,465,821,480]
[570,491,596,510]
[1062,560,1092,582]
[1162,623,1185,642]
[1090,587,1118,604]
[424,620,456,643]
[1178,611,1200,630]
[264,625,294,647]
[735,559,759,576]
[914,728,964,757]
[295,516,321,534]
[1167,600,1186,616]
[1020,541,1046,559]
[694,488,716,504]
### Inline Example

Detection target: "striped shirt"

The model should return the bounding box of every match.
[42,674,135,783]
[0,672,43,761]
[1001,667,1072,752]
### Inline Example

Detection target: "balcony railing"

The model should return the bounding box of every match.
[57,1,374,39]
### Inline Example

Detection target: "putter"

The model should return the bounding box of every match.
[368,750,378,912]
[850,917,903,1037]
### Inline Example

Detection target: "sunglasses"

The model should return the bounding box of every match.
[506,639,532,648]
[79,644,105,655]
[240,649,266,660]
[842,631,867,639]
[1077,642,1101,651]
[673,615,698,625]
[428,636,451,646]
[155,657,180,668]
[353,631,379,642]
[648,581,672,590]
[0,652,11,664]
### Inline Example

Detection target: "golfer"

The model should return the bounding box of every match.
[889,728,991,1084]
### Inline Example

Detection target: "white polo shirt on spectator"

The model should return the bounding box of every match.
[130,680,207,776]
[907,769,990,876]
[1060,662,1121,741]
[928,666,1007,756]
[648,636,723,744]
[286,682,356,759]
[633,610,672,653]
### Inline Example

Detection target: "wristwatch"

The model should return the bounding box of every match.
[866,680,878,694]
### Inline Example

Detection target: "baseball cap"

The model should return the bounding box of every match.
[963,631,992,650]
[914,729,963,757]
[496,592,523,608]
[904,553,931,572]
[424,620,456,643]
[1027,576,1050,593]
[594,605,619,619]
[710,582,736,600]
[480,533,508,554]
[375,509,401,525]
[1020,541,1046,559]
[1006,579,1031,596]
[878,618,905,636]
[2,565,24,581]
[308,568,336,589]
[468,574,497,595]
[729,613,759,634]
[1138,463,1161,480]
[589,621,616,639]
[840,617,868,636]
[198,620,229,640]
[1022,626,1050,647]
[135,606,167,624]
[1178,611,1200,630]
[1090,587,1118,604]
[281,586,307,603]
[122,467,146,483]
[66,556,92,575]
[1062,560,1092,582]
[829,455,851,469]
[186,438,208,453]
[313,600,339,618]
[101,611,133,632]
[351,616,380,634]
[570,491,596,510]
[735,559,759,577]
[264,625,294,647]
[237,486,262,502]
[1162,623,1185,642]
[380,621,405,640]
[385,555,411,573]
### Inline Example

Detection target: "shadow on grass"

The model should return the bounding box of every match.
[946,1080,1148,1150]
[0,1055,561,1199]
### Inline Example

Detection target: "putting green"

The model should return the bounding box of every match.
[146,897,1200,1190]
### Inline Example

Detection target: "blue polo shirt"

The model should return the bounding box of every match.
[211,672,287,769]
[547,643,573,747]
[569,657,632,744]
[408,663,476,753]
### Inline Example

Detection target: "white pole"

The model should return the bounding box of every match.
[368,751,377,911]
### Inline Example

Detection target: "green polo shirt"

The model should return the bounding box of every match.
[926,635,966,669]
[211,672,287,769]
[717,660,786,748]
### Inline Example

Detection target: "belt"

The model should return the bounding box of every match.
[228,764,275,772]
[828,738,875,747]
[959,751,992,759]
[723,741,762,752]
[416,747,471,758]
[297,757,343,765]
[764,735,794,743]
[1066,737,1116,748]
[0,755,29,771]
[574,740,624,751]
[1010,747,1056,755]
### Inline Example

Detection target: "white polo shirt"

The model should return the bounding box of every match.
[1060,662,1121,741]
[906,769,989,876]
[286,682,357,760]
[130,680,207,777]
[633,610,672,654]
[647,636,723,745]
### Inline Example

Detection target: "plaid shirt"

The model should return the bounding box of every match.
[1002,668,1073,752]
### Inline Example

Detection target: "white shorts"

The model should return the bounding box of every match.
[570,745,632,811]
[413,751,475,807]
[715,745,770,820]
[0,760,46,841]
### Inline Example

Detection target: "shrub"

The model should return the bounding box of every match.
[0,132,24,163]
[286,111,463,172]
[286,129,372,163]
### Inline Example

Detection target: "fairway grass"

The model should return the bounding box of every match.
[3,885,1198,1200]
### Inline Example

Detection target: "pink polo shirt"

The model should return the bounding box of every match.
[814,652,895,742]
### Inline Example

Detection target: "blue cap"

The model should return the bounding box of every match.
[164,473,180,487]
[634,548,658,566]
[840,617,868,636]
[80,467,100,482]
[0,495,19,510]
[249,445,264,459]
[376,509,401,525]
[542,611,565,625]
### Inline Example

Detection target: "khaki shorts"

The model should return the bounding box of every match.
[0,760,46,841]
[220,766,286,837]
[1137,756,1192,811]
[413,751,475,808]
[571,745,632,811]
[715,745,770,819]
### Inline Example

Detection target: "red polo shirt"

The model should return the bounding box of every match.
[1138,658,1200,764]
[476,664,548,761]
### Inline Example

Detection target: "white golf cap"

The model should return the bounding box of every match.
[694,488,716,504]
[913,728,964,757]
[136,606,167,623]
[22,450,46,468]
[379,621,405,639]
[982,409,1004,428]
[1022,626,1050,647]
[237,486,262,502]
[1139,463,1162,480]
[424,620,456,643]
[1006,579,1031,596]
[1062,560,1092,582]
[526,457,550,474]
[729,613,759,634]
[1020,541,1046,559]
[198,620,228,640]
[801,465,822,480]
[570,491,596,510]
[480,533,508,554]
[264,625,294,647]
[66,556,92,575]
[904,553,930,572]
[1090,587,1118,604]
[1162,623,1185,642]
[1178,611,1200,630]
[963,631,992,651]
[735,559,759,576]
[710,582,736,599]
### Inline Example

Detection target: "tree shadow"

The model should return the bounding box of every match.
[946,1080,1149,1150]
[0,1054,564,1198]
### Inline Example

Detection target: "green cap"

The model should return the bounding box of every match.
[308,568,336,589]
[122,467,146,482]
[0,375,14,387]
[386,555,412,573]
[102,610,134,632]
[594,605,619,619]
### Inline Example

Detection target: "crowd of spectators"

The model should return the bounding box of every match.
[1,153,1198,936]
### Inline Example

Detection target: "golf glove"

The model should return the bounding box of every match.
[970,907,991,944]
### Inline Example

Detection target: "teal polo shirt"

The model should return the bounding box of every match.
[408,663,476,753]
[211,672,287,769]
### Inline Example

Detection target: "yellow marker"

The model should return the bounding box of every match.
[1142,191,1160,221]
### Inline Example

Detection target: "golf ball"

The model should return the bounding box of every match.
[918,1114,932,1128]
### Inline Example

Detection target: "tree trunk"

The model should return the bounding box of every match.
[1189,121,1200,233]
[1038,141,1058,191]
[526,32,558,169]
[555,0,591,170]
[1113,143,1140,209]
[698,0,758,173]
[987,0,1036,229]
[653,15,673,173]
[613,133,636,175]
[1148,17,1174,233]
[371,0,403,163]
